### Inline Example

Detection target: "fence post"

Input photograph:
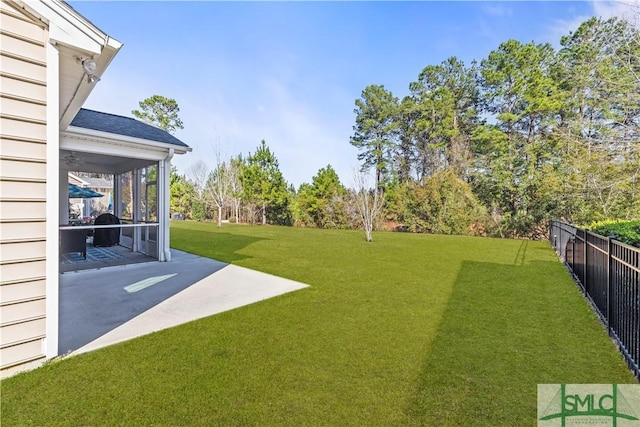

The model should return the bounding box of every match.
[559,223,563,260]
[583,229,588,293]
[607,236,613,336]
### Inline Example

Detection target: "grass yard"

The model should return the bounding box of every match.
[1,223,636,425]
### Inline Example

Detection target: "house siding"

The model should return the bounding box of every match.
[0,0,49,376]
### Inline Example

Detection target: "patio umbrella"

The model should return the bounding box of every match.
[68,183,104,198]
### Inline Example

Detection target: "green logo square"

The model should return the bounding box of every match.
[538,384,640,426]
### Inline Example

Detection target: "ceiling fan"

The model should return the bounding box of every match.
[63,151,82,168]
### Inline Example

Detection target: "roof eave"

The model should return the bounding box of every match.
[67,172,89,186]
[13,1,124,129]
[63,125,192,155]
[16,0,122,54]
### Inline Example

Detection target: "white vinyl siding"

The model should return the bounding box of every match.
[0,73,47,101]
[1,279,46,302]
[0,158,47,181]
[0,116,47,140]
[0,260,47,285]
[0,179,47,200]
[1,241,47,263]
[0,138,47,160]
[0,54,46,82]
[1,340,45,371]
[1,95,47,120]
[1,30,47,63]
[1,298,47,325]
[2,318,47,349]
[0,0,49,375]
[0,201,47,221]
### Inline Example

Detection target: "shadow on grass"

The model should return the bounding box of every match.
[170,227,267,263]
[513,239,528,266]
[406,258,631,426]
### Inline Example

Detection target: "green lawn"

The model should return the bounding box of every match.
[1,223,635,425]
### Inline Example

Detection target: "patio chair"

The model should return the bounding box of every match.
[93,213,121,247]
[60,228,88,259]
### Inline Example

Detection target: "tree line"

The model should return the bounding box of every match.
[132,97,378,232]
[350,16,639,238]
[168,15,638,239]
[169,142,370,231]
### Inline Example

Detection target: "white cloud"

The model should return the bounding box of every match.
[543,14,592,46]
[543,0,639,46]
[592,0,639,23]
[482,4,513,17]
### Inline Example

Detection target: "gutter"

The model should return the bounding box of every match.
[62,126,192,155]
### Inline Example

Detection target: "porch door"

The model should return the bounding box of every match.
[117,171,134,250]
[139,164,158,257]
[115,165,158,257]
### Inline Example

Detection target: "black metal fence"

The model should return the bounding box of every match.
[550,220,639,379]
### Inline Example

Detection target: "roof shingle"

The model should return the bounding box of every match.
[70,108,189,148]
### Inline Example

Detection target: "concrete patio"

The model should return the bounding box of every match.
[59,249,309,356]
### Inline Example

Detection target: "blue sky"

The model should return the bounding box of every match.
[69,1,634,188]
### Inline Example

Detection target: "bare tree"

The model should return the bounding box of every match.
[205,147,232,228]
[228,156,244,223]
[620,2,640,83]
[187,160,210,221]
[352,168,385,242]
[187,160,209,201]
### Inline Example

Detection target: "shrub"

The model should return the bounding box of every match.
[395,169,489,236]
[192,200,206,222]
[586,219,640,247]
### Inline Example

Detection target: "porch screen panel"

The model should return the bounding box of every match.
[118,171,134,247]
[141,165,158,223]
[140,165,158,257]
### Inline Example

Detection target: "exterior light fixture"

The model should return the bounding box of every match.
[81,58,100,84]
